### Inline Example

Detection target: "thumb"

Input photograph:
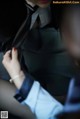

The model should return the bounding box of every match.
[12,48,18,60]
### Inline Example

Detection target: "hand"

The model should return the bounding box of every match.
[2,48,25,89]
[2,48,21,78]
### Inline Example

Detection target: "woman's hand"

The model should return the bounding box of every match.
[2,48,25,89]
[2,48,21,78]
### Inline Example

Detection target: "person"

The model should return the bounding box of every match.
[0,0,53,118]
[2,48,63,119]
[2,4,80,119]
[0,0,75,98]
[0,1,76,118]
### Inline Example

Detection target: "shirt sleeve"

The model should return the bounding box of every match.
[14,78,63,119]
[14,73,34,103]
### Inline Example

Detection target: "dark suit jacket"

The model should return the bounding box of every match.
[0,1,76,96]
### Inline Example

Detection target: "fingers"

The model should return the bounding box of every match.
[12,48,18,60]
[2,48,18,65]
[3,47,18,63]
[3,50,11,62]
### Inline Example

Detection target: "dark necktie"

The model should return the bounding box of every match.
[1,4,38,51]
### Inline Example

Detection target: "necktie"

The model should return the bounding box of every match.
[12,5,38,73]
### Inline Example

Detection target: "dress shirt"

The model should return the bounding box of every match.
[26,3,51,29]
[14,75,63,119]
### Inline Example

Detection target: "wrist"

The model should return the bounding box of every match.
[11,71,26,89]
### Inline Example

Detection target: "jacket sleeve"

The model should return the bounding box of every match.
[14,75,63,119]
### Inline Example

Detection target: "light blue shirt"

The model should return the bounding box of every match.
[22,81,63,119]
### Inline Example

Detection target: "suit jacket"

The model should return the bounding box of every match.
[0,1,76,97]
